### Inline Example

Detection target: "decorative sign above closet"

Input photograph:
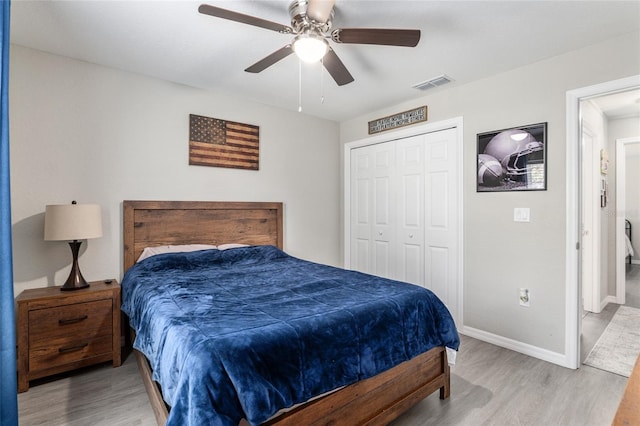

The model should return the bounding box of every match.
[189,114,259,170]
[368,106,428,135]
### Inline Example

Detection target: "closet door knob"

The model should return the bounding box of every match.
[409,234,413,238]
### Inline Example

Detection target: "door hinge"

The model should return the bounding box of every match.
[576,242,580,250]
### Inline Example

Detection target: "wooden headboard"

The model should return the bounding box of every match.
[123,200,283,271]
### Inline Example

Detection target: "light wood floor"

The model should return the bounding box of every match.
[623,263,640,308]
[17,350,156,426]
[391,335,627,426]
[18,334,628,426]
[581,264,640,361]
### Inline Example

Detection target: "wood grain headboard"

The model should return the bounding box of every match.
[123,200,283,271]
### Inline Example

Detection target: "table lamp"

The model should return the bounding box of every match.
[44,201,103,291]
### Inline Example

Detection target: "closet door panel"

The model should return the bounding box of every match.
[350,147,373,274]
[397,136,425,285]
[426,246,449,301]
[354,239,371,273]
[424,128,459,317]
[427,171,449,232]
[402,244,423,285]
[372,144,396,279]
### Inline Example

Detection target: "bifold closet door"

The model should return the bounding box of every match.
[349,126,459,321]
[423,127,458,316]
[350,142,397,279]
[350,135,425,285]
[396,135,426,286]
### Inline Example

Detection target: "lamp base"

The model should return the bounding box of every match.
[60,240,90,291]
[60,279,90,291]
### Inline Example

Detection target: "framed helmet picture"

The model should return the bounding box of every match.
[477,122,547,192]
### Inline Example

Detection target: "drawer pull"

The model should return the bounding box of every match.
[58,315,88,325]
[58,343,89,354]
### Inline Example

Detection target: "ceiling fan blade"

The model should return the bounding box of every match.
[198,4,292,34]
[306,0,335,23]
[322,48,354,86]
[332,28,420,47]
[245,45,294,73]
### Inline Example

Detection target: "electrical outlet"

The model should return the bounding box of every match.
[519,288,530,307]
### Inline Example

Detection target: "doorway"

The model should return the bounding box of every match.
[580,105,640,362]
[566,75,640,369]
[616,136,640,304]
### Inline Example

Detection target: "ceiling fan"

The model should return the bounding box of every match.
[198,0,421,86]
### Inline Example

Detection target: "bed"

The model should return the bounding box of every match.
[121,200,459,426]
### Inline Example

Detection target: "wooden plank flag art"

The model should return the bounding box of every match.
[189,114,259,170]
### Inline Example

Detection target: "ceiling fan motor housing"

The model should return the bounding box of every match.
[289,0,334,34]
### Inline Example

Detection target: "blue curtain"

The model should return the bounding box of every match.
[0,1,17,425]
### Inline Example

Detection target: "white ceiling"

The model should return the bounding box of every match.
[590,89,640,119]
[10,0,640,122]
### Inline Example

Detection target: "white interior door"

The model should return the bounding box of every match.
[580,101,604,314]
[581,125,596,313]
[423,128,459,320]
[350,146,374,274]
[397,135,425,286]
[372,143,397,279]
[348,125,460,321]
[350,142,396,278]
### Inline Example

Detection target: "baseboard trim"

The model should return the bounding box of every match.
[601,295,617,311]
[458,326,569,368]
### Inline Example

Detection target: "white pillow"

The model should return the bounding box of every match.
[137,244,217,262]
[217,243,250,251]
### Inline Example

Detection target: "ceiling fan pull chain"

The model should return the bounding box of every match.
[298,58,302,113]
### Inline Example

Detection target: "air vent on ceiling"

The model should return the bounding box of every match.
[412,74,453,91]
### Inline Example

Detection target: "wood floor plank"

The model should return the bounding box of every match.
[18,354,156,426]
[390,336,627,426]
[18,335,628,426]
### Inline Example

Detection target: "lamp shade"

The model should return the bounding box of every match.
[292,33,329,63]
[44,203,103,241]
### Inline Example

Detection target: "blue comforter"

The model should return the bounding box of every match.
[121,245,459,426]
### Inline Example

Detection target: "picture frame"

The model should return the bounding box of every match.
[476,122,547,192]
[600,178,608,208]
[600,149,609,175]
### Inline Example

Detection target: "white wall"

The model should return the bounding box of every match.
[9,45,341,296]
[340,31,640,358]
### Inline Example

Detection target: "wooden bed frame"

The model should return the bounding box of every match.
[122,200,451,426]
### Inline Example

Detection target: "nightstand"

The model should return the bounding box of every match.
[16,280,121,392]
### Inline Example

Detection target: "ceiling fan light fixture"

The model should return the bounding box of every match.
[292,32,329,63]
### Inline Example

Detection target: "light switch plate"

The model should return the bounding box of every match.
[514,207,530,222]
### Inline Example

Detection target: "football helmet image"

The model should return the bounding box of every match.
[483,129,544,180]
[477,154,504,186]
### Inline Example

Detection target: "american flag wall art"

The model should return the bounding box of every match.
[189,114,259,170]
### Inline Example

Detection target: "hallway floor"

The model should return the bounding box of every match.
[624,263,640,308]
[581,263,640,362]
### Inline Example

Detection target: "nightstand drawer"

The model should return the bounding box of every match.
[28,299,112,343]
[29,334,113,372]
[16,281,121,392]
